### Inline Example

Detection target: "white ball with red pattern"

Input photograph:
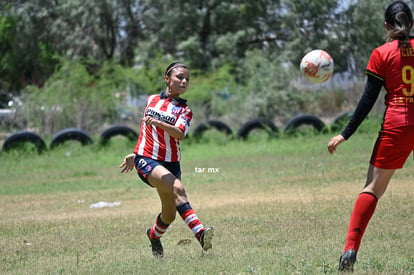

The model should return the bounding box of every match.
[300,50,334,84]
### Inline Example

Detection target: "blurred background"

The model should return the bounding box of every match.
[0,0,400,139]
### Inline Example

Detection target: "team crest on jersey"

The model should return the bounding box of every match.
[172,105,183,114]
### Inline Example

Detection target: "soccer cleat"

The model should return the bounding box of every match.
[200,227,214,251]
[146,228,163,258]
[338,249,357,272]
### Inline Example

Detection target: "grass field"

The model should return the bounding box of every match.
[1,118,414,274]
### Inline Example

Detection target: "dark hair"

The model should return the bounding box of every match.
[384,1,413,45]
[165,61,188,77]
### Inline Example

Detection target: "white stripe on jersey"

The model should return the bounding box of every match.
[164,131,171,161]
[151,125,159,159]
[175,139,181,161]
[137,94,156,157]
[137,124,146,156]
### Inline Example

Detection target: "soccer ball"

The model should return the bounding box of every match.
[300,50,334,84]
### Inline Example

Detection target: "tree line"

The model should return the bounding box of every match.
[0,0,396,135]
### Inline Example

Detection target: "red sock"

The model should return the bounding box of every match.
[344,192,378,252]
[176,202,205,241]
[149,213,170,240]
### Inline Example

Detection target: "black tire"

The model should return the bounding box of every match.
[330,111,353,133]
[99,125,138,145]
[2,130,47,154]
[192,120,233,139]
[237,118,278,140]
[50,128,93,148]
[284,114,326,135]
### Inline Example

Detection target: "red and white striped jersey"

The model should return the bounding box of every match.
[134,92,192,162]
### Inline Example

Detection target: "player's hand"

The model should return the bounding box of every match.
[120,153,135,173]
[327,135,345,154]
[142,116,157,126]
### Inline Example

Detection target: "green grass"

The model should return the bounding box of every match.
[1,117,414,274]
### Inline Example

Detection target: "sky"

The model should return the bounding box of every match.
[335,0,358,13]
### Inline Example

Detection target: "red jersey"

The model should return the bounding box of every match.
[134,92,192,162]
[367,38,414,129]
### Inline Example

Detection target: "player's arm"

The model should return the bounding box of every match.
[328,74,382,154]
[142,116,185,140]
[341,74,383,140]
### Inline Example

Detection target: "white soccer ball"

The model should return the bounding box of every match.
[300,50,334,84]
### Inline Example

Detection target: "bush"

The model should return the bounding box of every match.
[20,58,149,136]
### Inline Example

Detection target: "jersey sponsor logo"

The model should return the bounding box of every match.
[401,47,414,57]
[146,108,176,124]
[393,96,414,104]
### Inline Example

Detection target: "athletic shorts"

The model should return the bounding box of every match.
[134,155,181,187]
[370,127,414,169]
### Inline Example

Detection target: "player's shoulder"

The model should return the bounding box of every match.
[370,40,400,60]
[145,93,161,106]
[376,40,398,50]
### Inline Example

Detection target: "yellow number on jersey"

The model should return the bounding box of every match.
[402,65,414,96]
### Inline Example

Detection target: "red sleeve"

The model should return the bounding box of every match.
[366,49,385,82]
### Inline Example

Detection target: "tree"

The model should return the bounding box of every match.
[139,0,277,71]
[340,0,390,70]
[1,0,399,129]
[0,4,58,92]
[0,0,147,93]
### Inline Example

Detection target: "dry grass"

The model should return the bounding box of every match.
[1,129,414,274]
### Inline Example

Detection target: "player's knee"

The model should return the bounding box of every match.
[173,180,186,196]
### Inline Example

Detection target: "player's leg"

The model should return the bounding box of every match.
[149,165,214,251]
[339,165,395,272]
[176,200,214,251]
[339,128,412,272]
[144,165,178,257]
[345,127,407,253]
[345,165,394,250]
[362,164,395,199]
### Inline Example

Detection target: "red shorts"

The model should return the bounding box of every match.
[370,127,414,169]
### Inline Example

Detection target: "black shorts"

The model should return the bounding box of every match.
[134,155,181,187]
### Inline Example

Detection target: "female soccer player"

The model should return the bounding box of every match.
[328,1,414,272]
[120,62,214,258]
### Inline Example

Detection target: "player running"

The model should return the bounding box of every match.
[328,1,414,272]
[120,61,214,258]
